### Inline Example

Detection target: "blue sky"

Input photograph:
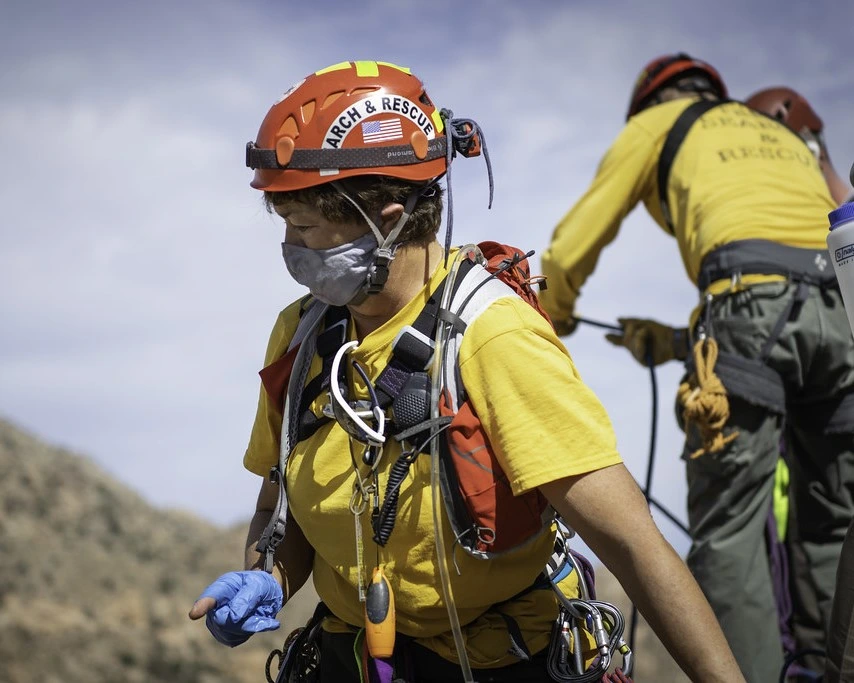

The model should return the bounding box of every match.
[2,0,853,561]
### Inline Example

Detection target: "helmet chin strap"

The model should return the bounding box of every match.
[332,181,422,296]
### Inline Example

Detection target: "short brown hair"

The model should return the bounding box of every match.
[264,176,443,245]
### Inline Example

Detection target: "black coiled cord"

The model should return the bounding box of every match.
[371,422,451,546]
[372,447,420,546]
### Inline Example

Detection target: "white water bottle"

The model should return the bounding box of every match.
[827,202,854,336]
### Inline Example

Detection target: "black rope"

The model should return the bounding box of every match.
[628,344,659,651]
[572,316,623,333]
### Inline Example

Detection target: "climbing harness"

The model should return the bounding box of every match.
[575,239,849,670]
[690,240,844,420]
[267,530,634,683]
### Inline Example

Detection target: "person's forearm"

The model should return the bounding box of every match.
[244,508,313,603]
[541,466,744,682]
[599,524,741,682]
[824,166,853,206]
[820,153,853,205]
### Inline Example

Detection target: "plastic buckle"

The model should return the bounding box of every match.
[366,250,394,294]
[391,325,435,370]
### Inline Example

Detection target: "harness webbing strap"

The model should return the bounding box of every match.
[296,306,349,442]
[657,99,727,234]
[374,275,453,405]
[496,612,532,661]
[757,281,809,361]
[256,300,329,572]
[697,239,836,291]
[256,467,287,573]
[436,308,467,333]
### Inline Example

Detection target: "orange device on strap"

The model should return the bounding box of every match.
[364,566,396,658]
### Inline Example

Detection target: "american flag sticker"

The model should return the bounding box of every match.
[361,118,403,144]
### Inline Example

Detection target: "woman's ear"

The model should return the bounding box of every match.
[378,202,405,237]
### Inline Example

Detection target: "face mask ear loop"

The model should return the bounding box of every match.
[331,182,420,295]
[364,190,420,293]
[331,181,386,245]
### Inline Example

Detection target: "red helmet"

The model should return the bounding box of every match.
[744,86,823,134]
[627,53,727,120]
[246,61,473,192]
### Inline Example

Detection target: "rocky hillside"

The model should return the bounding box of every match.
[0,418,319,683]
[0,418,687,682]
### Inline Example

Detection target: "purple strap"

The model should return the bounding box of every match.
[570,549,597,600]
[367,656,396,683]
[768,441,823,680]
[766,505,796,656]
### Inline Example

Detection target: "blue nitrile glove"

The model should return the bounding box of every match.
[196,570,283,647]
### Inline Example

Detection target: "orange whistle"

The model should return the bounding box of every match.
[364,566,396,658]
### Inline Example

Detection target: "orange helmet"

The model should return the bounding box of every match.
[246,61,482,192]
[744,86,823,134]
[627,52,727,120]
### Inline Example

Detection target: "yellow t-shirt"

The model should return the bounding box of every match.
[540,98,837,323]
[244,252,622,667]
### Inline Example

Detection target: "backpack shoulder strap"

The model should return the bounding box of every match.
[657,99,728,234]
[256,299,329,572]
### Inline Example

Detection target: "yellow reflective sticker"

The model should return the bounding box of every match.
[354,61,379,77]
[376,61,411,74]
[315,62,352,76]
[431,110,444,134]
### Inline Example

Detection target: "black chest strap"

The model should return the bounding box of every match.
[296,306,349,442]
[657,99,728,234]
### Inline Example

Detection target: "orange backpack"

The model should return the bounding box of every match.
[431,242,554,557]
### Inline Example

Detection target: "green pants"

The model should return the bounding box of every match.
[681,282,854,683]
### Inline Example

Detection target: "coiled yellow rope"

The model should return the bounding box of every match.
[677,338,739,459]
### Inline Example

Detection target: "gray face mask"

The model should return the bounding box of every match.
[281,233,378,307]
